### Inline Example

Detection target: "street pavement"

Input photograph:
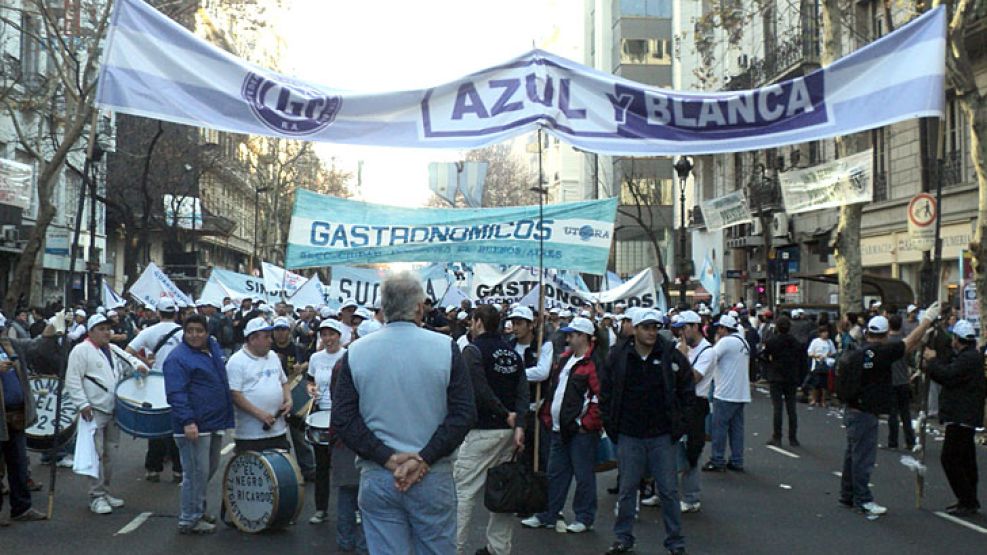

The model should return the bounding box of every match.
[4,387,987,554]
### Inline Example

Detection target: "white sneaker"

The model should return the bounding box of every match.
[680,501,701,513]
[102,494,125,508]
[565,522,590,533]
[554,519,568,533]
[859,501,887,515]
[57,456,75,469]
[90,497,112,515]
[641,494,661,507]
[308,510,327,524]
[520,515,551,529]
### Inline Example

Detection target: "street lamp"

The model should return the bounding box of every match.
[251,185,271,272]
[673,156,693,305]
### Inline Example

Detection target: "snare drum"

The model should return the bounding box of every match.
[115,374,172,438]
[25,375,79,451]
[304,410,332,446]
[222,449,303,533]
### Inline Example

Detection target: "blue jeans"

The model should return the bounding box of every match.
[338,485,367,553]
[0,428,32,517]
[710,399,745,467]
[678,439,701,504]
[536,431,599,526]
[359,467,456,555]
[175,434,222,527]
[614,435,684,550]
[841,409,878,506]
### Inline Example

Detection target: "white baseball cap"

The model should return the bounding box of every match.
[446,305,457,313]
[728,310,739,318]
[673,310,702,328]
[548,307,560,315]
[456,311,469,321]
[319,318,345,335]
[74,309,87,318]
[714,314,740,331]
[87,314,109,330]
[866,315,889,334]
[953,319,976,341]
[358,319,383,337]
[354,307,373,321]
[579,309,592,319]
[559,309,573,318]
[561,316,595,336]
[339,299,358,310]
[96,306,106,315]
[244,317,273,337]
[631,309,661,327]
[272,317,291,329]
[156,297,177,313]
[508,306,534,322]
[222,303,237,313]
[196,298,221,308]
[907,304,918,314]
[602,312,614,320]
[107,310,118,318]
[320,307,335,319]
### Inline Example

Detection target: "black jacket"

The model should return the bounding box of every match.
[599,336,694,443]
[928,345,987,428]
[761,332,803,384]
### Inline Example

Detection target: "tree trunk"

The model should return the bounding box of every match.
[963,96,987,338]
[820,0,862,316]
[4,106,93,312]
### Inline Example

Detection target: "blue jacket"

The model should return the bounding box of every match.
[163,337,235,434]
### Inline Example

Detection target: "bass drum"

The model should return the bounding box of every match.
[114,373,172,438]
[223,449,304,533]
[25,375,78,452]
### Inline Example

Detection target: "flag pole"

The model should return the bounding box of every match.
[532,129,547,471]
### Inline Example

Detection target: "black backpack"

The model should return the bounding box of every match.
[836,347,874,404]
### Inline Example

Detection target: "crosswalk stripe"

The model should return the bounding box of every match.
[934,511,987,535]
[115,512,153,535]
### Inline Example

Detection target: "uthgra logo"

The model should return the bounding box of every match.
[242,73,342,136]
[564,225,609,241]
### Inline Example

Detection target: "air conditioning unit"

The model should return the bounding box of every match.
[772,213,789,238]
[2,225,18,243]
[750,219,763,236]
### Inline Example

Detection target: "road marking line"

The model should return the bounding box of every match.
[765,445,800,459]
[115,512,153,535]
[934,511,987,535]
[221,442,235,456]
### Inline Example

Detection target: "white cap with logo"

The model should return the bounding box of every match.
[508,306,534,322]
[561,316,595,336]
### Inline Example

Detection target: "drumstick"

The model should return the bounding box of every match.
[263,408,285,431]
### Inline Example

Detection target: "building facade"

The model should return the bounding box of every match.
[680,0,987,310]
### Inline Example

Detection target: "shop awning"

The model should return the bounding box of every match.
[790,271,915,308]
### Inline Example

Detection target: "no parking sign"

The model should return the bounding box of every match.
[907,193,937,251]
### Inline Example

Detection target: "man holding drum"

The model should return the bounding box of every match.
[126,298,184,484]
[304,318,346,525]
[163,314,235,535]
[65,314,149,515]
[227,317,292,453]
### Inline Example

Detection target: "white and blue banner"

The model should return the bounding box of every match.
[201,268,281,305]
[96,0,944,156]
[699,254,721,311]
[326,264,451,307]
[261,261,306,299]
[128,262,194,308]
[286,190,618,274]
[289,274,330,308]
[102,281,126,309]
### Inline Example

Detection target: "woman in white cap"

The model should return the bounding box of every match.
[305,319,347,525]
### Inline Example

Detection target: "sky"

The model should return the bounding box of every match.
[281,0,581,207]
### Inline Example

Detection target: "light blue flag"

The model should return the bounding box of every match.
[460,161,488,208]
[97,0,945,156]
[286,191,618,274]
[699,255,721,311]
[428,162,459,206]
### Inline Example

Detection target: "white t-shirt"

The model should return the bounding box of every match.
[227,348,288,440]
[807,337,837,371]
[712,332,751,403]
[128,321,183,372]
[550,355,583,432]
[688,337,717,398]
[307,347,346,411]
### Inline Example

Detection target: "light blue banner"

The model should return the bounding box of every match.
[96,0,944,156]
[286,191,618,274]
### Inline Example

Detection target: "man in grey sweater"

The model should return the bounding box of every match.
[333,271,477,555]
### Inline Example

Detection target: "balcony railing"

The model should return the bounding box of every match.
[942,149,966,187]
[725,25,820,91]
[748,177,783,214]
[872,171,888,202]
[688,205,705,228]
